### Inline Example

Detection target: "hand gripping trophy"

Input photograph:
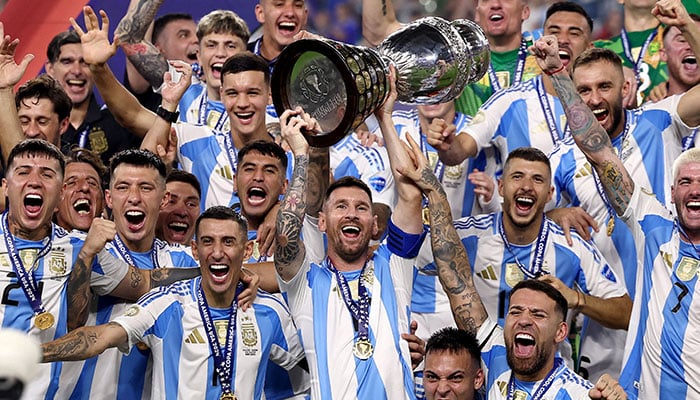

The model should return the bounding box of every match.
[271,17,490,147]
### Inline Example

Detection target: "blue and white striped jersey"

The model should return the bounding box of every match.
[619,185,700,399]
[179,83,230,133]
[66,240,198,400]
[114,277,307,399]
[478,319,593,399]
[0,225,129,399]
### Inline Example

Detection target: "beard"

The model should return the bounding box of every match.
[506,341,551,379]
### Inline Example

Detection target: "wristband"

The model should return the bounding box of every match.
[156,105,180,123]
[544,64,566,76]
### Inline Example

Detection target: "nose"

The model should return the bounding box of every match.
[126,186,143,204]
[436,379,451,396]
[24,121,42,138]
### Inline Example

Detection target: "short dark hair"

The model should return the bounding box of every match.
[426,327,481,364]
[504,147,551,176]
[47,30,81,64]
[196,9,250,43]
[662,13,700,42]
[545,1,594,33]
[166,169,202,199]
[220,52,270,86]
[15,75,72,121]
[195,205,248,238]
[237,140,288,170]
[572,48,623,75]
[324,176,373,205]
[153,13,194,44]
[65,147,108,187]
[510,279,569,322]
[108,149,167,186]
[7,139,65,175]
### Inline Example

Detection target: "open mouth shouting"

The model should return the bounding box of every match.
[24,193,44,216]
[210,62,224,79]
[513,332,536,358]
[341,224,361,239]
[73,198,92,216]
[245,186,268,207]
[208,263,231,285]
[514,195,535,216]
[683,55,698,72]
[124,210,146,232]
[278,21,298,37]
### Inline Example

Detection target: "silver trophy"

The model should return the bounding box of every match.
[271,16,490,147]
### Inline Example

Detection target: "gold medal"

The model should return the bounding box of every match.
[353,339,373,360]
[219,393,236,400]
[34,311,55,330]
[422,207,430,225]
[606,217,615,237]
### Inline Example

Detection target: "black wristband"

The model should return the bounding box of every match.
[156,105,180,123]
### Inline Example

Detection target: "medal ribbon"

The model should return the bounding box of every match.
[683,129,698,151]
[197,91,229,132]
[1,212,53,316]
[77,124,92,149]
[222,133,239,180]
[507,358,563,400]
[326,258,372,348]
[489,38,528,92]
[620,28,658,82]
[591,113,632,229]
[197,279,243,396]
[535,77,570,145]
[498,213,550,279]
[112,234,161,269]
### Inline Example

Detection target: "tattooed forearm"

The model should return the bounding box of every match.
[123,48,168,88]
[549,72,634,213]
[115,0,164,43]
[307,147,329,217]
[427,190,487,332]
[420,166,447,198]
[42,328,100,362]
[275,154,309,280]
[66,258,93,332]
[150,267,201,289]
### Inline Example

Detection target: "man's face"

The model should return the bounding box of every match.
[417,101,456,124]
[573,61,628,138]
[56,162,104,232]
[221,70,269,139]
[672,162,700,235]
[474,0,530,42]
[105,165,166,251]
[155,18,199,63]
[424,350,484,400]
[17,97,67,146]
[498,158,553,229]
[255,0,308,51]
[45,43,93,106]
[662,24,700,89]
[3,154,63,239]
[156,181,200,246]
[192,218,252,302]
[543,11,592,70]
[319,186,378,263]
[234,150,287,222]
[197,33,247,93]
[504,288,567,380]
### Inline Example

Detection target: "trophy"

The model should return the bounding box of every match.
[271,16,490,147]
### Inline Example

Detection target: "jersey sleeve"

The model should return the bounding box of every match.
[90,249,130,296]
[461,91,514,153]
[575,238,628,299]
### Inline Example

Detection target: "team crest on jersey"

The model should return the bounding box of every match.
[362,261,375,287]
[368,177,386,193]
[505,263,525,287]
[513,390,528,400]
[89,128,108,154]
[444,165,464,181]
[19,249,38,271]
[241,317,258,356]
[675,256,699,281]
[49,251,67,275]
[125,305,140,317]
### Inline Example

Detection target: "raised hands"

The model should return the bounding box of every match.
[0,22,34,90]
[160,60,193,109]
[529,35,565,75]
[280,106,319,156]
[69,6,117,67]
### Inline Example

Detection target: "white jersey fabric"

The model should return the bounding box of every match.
[67,239,198,400]
[0,223,128,399]
[619,185,700,399]
[478,318,593,399]
[278,227,421,399]
[178,83,230,133]
[114,277,306,400]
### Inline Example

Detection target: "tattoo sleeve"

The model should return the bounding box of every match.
[550,73,634,215]
[427,188,487,335]
[115,0,168,88]
[149,267,201,290]
[66,256,93,332]
[306,147,330,218]
[42,323,123,362]
[275,154,309,281]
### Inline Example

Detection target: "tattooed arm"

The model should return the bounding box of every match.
[362,0,402,46]
[115,0,169,89]
[274,107,315,282]
[307,147,330,218]
[531,36,634,215]
[107,266,201,302]
[42,322,127,362]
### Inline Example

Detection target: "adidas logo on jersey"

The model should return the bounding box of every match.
[477,265,498,280]
[217,165,234,181]
[185,329,207,344]
[575,163,593,179]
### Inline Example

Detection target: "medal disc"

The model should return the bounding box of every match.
[35,311,55,330]
[219,393,236,400]
[353,339,373,360]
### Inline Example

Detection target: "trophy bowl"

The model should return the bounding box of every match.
[271,17,489,147]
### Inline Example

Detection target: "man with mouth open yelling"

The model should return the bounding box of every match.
[535,11,700,396]
[250,0,308,73]
[41,205,308,400]
[55,147,107,233]
[156,169,202,246]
